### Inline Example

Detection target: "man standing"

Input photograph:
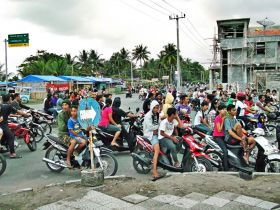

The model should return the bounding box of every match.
[0,94,28,158]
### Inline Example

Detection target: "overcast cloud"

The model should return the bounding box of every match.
[1,0,280,75]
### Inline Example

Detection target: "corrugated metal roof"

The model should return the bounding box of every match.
[18,75,66,82]
[58,76,93,82]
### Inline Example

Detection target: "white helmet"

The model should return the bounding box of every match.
[252,128,265,136]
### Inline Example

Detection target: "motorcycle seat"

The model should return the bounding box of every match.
[226,144,242,149]
[140,136,152,145]
[47,134,66,146]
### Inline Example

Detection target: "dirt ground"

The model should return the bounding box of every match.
[1,173,280,210]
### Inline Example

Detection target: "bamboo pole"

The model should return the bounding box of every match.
[89,130,95,170]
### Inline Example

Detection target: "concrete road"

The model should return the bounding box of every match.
[0,94,146,193]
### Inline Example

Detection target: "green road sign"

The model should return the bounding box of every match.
[8,33,29,47]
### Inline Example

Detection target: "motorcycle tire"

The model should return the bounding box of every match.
[45,146,65,173]
[0,154,7,176]
[185,156,213,172]
[26,132,37,152]
[265,159,280,173]
[40,121,52,134]
[96,152,118,177]
[132,148,152,174]
[266,124,276,132]
[32,126,45,143]
[206,151,223,171]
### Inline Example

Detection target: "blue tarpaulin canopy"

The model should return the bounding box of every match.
[58,76,93,82]
[87,77,112,83]
[18,75,65,82]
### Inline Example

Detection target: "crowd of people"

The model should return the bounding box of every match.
[1,84,279,178]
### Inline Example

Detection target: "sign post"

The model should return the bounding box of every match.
[8,33,29,47]
[78,97,100,170]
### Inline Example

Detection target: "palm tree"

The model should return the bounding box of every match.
[65,53,78,76]
[77,50,91,76]
[88,50,104,76]
[132,44,150,80]
[159,43,177,84]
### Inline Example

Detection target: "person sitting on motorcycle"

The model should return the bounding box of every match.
[98,98,121,147]
[271,89,279,103]
[96,95,104,110]
[143,92,154,114]
[193,101,212,134]
[224,104,256,165]
[235,92,256,127]
[227,92,236,106]
[160,92,174,119]
[112,97,137,149]
[56,93,64,113]
[213,104,228,171]
[158,107,182,168]
[57,100,71,145]
[66,106,87,167]
[0,94,29,158]
[175,95,191,117]
[143,100,161,179]
[11,93,31,111]
[256,95,274,114]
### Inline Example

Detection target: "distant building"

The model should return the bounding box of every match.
[217,18,280,91]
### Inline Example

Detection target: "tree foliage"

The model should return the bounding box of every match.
[16,44,207,82]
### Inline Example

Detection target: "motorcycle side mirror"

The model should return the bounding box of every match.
[129,107,131,111]
[136,108,140,112]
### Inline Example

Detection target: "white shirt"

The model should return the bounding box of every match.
[235,100,247,116]
[194,111,203,126]
[158,119,178,140]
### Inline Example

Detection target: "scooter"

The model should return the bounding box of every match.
[42,129,118,177]
[131,127,214,174]
[198,128,280,174]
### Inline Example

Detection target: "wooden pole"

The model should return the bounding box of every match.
[89,130,95,170]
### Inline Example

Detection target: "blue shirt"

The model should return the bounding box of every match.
[67,117,84,138]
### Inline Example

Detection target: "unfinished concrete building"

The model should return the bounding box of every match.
[216,18,280,91]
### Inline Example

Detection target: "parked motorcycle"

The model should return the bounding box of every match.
[30,109,53,134]
[5,117,37,152]
[42,129,118,177]
[131,127,214,174]
[0,154,7,176]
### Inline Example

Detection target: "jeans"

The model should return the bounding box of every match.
[195,124,212,135]
[1,125,15,154]
[214,136,229,171]
[48,108,58,118]
[159,138,178,162]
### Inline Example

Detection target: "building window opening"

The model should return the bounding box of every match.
[256,42,265,54]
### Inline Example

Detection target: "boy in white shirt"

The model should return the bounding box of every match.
[158,107,182,167]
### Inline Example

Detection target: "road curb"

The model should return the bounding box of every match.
[166,171,280,177]
[0,175,131,197]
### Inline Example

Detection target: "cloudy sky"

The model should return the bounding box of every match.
[1,0,280,75]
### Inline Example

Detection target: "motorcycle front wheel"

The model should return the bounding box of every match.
[26,132,37,152]
[184,156,213,172]
[132,149,152,174]
[40,121,52,134]
[265,159,280,173]
[0,154,7,176]
[96,152,118,177]
[45,146,65,173]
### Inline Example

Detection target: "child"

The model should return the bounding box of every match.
[66,106,87,167]
[213,104,228,171]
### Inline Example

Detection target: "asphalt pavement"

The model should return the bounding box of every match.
[0,94,146,193]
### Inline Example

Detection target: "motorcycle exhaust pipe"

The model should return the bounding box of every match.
[42,158,69,168]
[131,153,151,166]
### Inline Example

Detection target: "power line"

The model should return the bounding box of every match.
[118,0,162,22]
[181,21,209,49]
[150,0,173,14]
[135,0,169,16]
[161,0,182,14]
[161,0,209,47]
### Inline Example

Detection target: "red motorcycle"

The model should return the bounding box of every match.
[131,127,214,174]
[8,118,37,152]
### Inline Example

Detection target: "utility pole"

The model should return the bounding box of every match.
[169,14,185,91]
[209,28,219,90]
[130,59,133,88]
[4,39,8,93]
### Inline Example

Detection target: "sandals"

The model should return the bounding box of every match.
[151,174,166,181]
[65,161,73,168]
[10,154,22,159]
[111,143,120,148]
